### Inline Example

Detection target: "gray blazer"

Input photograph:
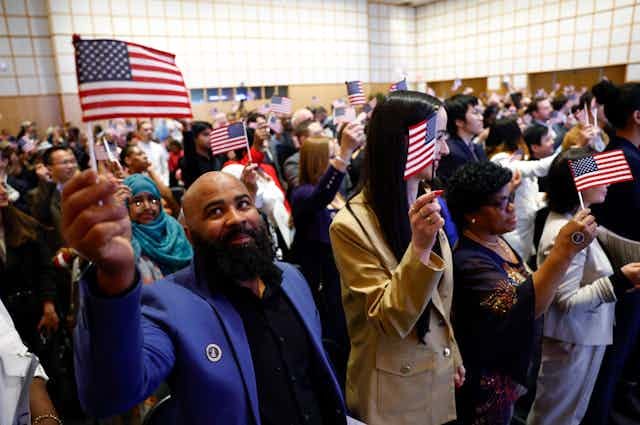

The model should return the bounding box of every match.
[538,211,616,346]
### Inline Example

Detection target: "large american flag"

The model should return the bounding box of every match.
[270,96,292,114]
[389,79,408,92]
[404,113,437,179]
[73,36,192,122]
[346,81,366,105]
[569,150,633,191]
[209,122,249,155]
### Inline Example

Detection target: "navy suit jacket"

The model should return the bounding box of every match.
[74,262,346,424]
[437,136,487,184]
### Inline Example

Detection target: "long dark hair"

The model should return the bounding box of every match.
[485,117,526,158]
[359,91,442,262]
[546,147,592,214]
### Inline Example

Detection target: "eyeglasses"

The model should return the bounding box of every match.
[486,191,516,210]
[131,194,160,208]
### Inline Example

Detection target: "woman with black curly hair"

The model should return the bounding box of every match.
[446,161,596,424]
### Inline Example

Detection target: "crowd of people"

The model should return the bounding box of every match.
[1,78,640,425]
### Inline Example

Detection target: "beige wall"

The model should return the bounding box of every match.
[0,94,62,132]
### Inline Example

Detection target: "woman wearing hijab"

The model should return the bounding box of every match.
[124,174,192,283]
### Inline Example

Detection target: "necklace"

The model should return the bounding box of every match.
[464,229,500,247]
[464,230,515,261]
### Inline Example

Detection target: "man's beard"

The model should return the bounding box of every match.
[192,222,282,291]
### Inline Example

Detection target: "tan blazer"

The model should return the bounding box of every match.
[329,193,460,425]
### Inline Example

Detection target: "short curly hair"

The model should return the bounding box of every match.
[446,161,512,230]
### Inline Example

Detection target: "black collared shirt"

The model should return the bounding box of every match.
[225,280,331,425]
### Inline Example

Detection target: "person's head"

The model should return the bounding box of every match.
[0,181,40,247]
[246,113,268,147]
[137,120,153,142]
[483,104,499,129]
[546,147,608,214]
[293,119,322,149]
[182,172,280,287]
[124,174,162,225]
[299,136,332,186]
[120,144,150,174]
[291,108,314,128]
[485,118,525,157]
[527,96,552,122]
[524,124,554,159]
[213,112,228,129]
[192,120,213,153]
[446,161,515,235]
[592,80,640,132]
[362,90,449,262]
[314,106,328,123]
[168,139,182,154]
[43,146,77,184]
[445,94,483,138]
[551,94,569,113]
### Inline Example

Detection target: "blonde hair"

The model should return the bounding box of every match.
[299,136,331,186]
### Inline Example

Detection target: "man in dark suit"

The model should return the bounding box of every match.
[438,94,487,184]
[28,146,78,252]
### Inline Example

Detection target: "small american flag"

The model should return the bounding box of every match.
[209,122,249,155]
[257,103,271,114]
[268,114,283,133]
[404,113,437,179]
[346,81,366,105]
[569,150,633,191]
[389,79,408,92]
[270,96,292,114]
[73,35,192,122]
[334,106,356,124]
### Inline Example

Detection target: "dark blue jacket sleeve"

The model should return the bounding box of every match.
[290,165,345,221]
[74,274,175,418]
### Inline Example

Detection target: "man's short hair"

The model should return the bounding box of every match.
[293,119,314,138]
[191,121,213,138]
[444,94,478,137]
[525,96,548,115]
[551,94,568,111]
[43,146,71,166]
[523,123,549,151]
[119,143,138,165]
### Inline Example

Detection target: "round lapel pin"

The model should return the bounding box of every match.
[206,344,223,362]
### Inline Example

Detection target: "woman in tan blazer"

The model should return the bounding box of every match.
[330,91,464,425]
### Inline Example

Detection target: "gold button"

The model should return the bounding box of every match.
[443,347,451,357]
[400,364,412,374]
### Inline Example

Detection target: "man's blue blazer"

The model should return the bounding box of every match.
[74,262,346,424]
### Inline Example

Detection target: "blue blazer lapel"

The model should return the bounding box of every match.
[279,265,346,409]
[180,265,262,425]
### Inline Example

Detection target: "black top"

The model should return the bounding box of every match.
[591,136,640,241]
[179,130,224,188]
[452,236,537,386]
[225,280,333,425]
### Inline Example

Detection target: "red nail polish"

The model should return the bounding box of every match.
[431,190,444,197]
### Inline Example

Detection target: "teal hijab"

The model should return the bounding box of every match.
[124,174,193,275]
